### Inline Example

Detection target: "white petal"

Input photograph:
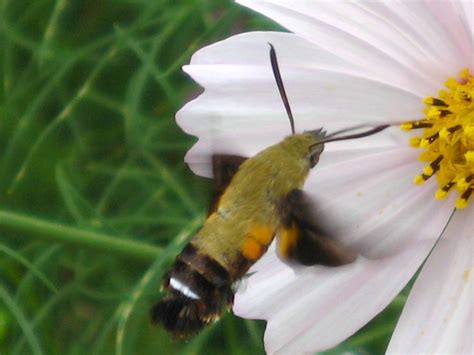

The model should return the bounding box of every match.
[237,0,463,95]
[306,147,455,258]
[460,0,474,69]
[188,31,351,70]
[426,0,474,68]
[234,241,433,353]
[180,64,421,133]
[363,0,470,76]
[387,208,474,354]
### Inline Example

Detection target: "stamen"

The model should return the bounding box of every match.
[435,181,455,200]
[419,132,439,148]
[424,97,448,107]
[456,188,472,209]
[439,110,452,118]
[409,137,422,147]
[423,155,443,176]
[414,173,431,185]
[401,121,433,131]
[439,125,461,139]
[402,68,474,208]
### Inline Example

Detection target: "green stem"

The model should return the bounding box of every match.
[0,210,163,262]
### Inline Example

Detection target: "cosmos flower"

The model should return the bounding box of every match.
[176,1,473,354]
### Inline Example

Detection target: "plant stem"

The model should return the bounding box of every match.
[0,209,163,262]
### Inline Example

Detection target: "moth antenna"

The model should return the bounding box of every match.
[311,124,390,147]
[269,43,295,135]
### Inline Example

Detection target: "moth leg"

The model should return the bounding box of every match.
[278,189,356,266]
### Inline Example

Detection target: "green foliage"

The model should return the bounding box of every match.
[0,1,405,354]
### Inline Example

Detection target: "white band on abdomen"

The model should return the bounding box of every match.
[169,277,200,300]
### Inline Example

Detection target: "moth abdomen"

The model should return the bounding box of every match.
[151,244,234,338]
[150,295,208,337]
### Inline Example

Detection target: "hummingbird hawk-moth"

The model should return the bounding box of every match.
[150,44,389,338]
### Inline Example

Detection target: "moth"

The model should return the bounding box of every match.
[151,44,389,337]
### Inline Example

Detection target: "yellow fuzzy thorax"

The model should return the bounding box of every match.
[402,68,474,209]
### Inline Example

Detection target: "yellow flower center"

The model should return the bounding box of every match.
[402,68,474,209]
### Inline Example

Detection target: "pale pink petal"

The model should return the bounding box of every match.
[236,0,464,96]
[462,0,474,29]
[362,0,469,76]
[426,0,474,66]
[460,0,474,67]
[188,31,351,70]
[233,213,447,353]
[387,208,474,354]
[181,65,421,128]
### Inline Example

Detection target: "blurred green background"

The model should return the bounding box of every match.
[0,1,407,354]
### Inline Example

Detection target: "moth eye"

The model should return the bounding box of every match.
[309,153,320,168]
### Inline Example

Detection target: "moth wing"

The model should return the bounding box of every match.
[278,189,357,266]
[209,154,247,214]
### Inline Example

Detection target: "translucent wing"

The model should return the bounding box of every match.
[209,154,247,214]
[278,189,357,266]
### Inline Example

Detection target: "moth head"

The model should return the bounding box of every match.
[305,128,326,168]
[280,129,326,168]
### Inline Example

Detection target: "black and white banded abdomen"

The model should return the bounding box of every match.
[150,244,234,338]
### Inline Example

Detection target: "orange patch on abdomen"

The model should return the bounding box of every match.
[241,224,275,261]
[250,225,274,245]
[242,238,263,261]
